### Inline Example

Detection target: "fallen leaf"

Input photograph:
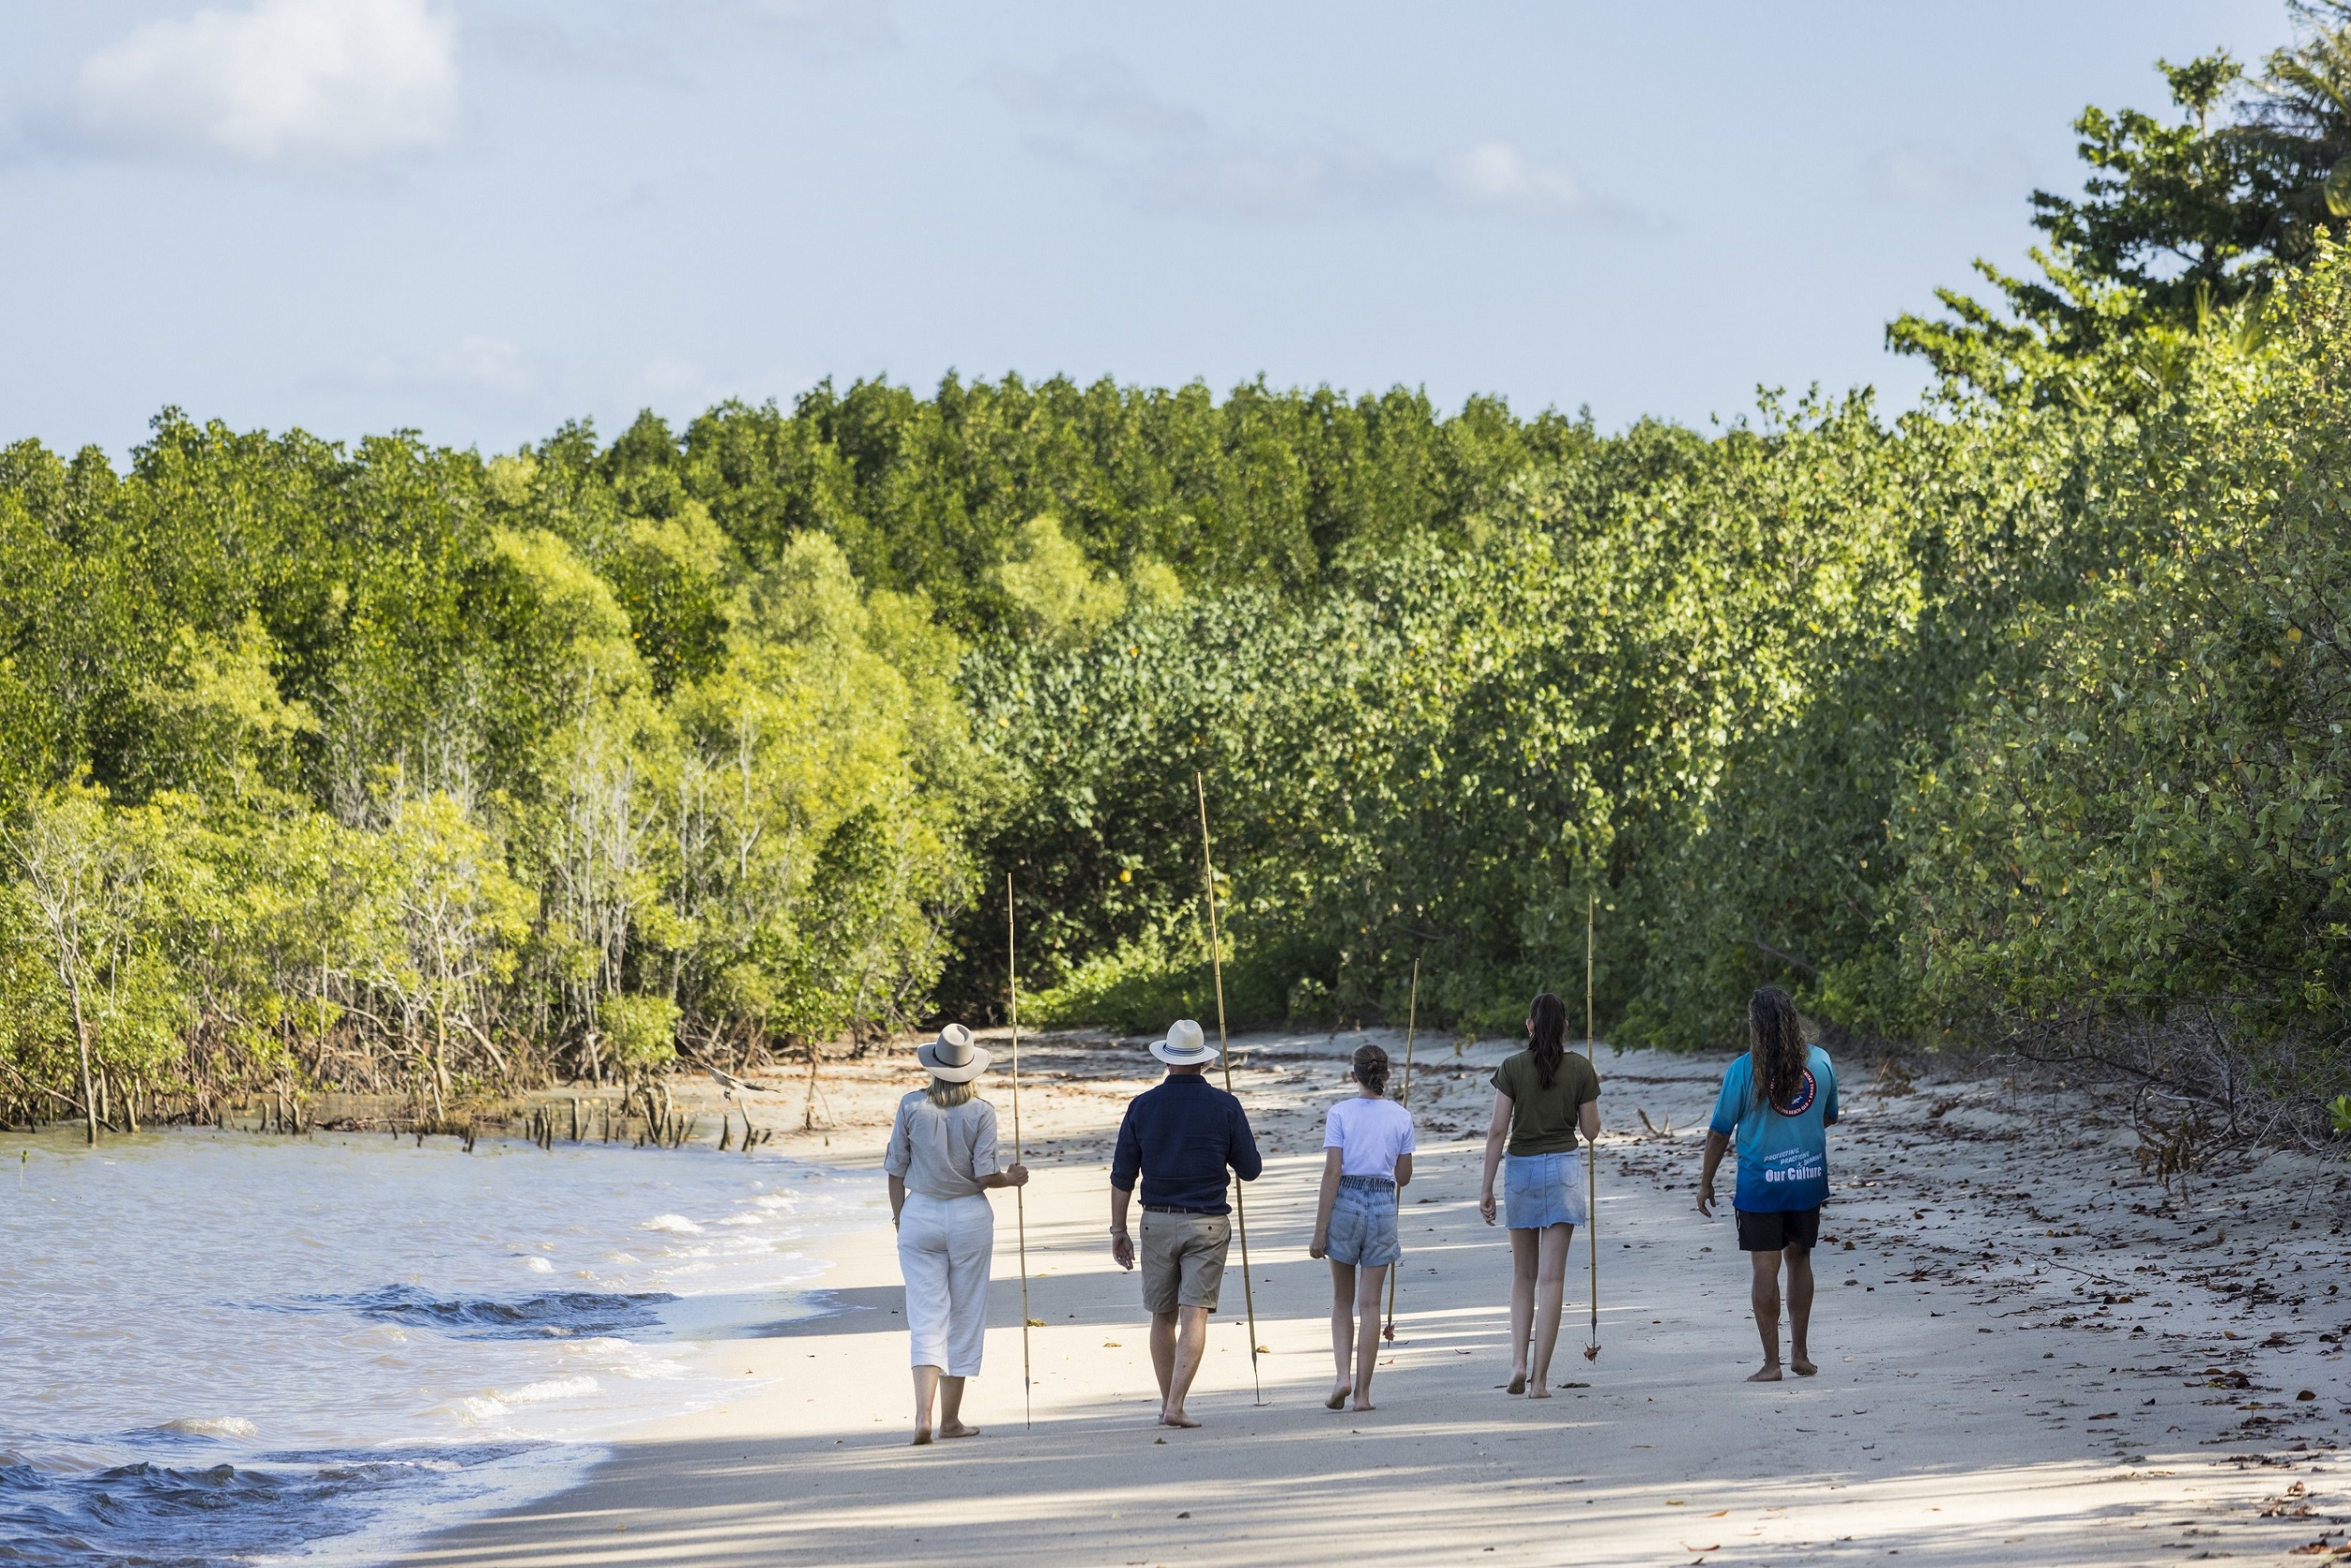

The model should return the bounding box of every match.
[1707,1510,1729,1517]
[1104,1342,1122,1348]
[1026,1318,1046,1327]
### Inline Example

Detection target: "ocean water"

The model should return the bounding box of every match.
[0,1126,866,1566]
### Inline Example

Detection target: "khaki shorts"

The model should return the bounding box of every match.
[1139,1209,1231,1314]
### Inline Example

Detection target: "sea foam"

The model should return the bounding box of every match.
[155,1416,258,1439]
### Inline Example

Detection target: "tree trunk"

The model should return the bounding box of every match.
[803,1035,822,1132]
[431,1017,450,1121]
[69,983,95,1145]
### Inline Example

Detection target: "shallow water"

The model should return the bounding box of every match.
[0,1126,866,1566]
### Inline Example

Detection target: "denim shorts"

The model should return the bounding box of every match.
[1324,1174,1401,1267]
[1503,1149,1589,1230]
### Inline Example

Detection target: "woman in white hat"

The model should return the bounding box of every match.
[884,1022,1028,1444]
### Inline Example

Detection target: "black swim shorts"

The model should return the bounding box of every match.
[1734,1206,1821,1253]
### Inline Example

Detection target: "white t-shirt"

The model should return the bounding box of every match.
[1324,1095,1415,1178]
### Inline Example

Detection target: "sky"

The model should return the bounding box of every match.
[0,0,2294,459]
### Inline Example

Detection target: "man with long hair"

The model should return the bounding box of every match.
[1696,987,1839,1382]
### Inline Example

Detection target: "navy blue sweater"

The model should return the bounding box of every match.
[1109,1072,1263,1215]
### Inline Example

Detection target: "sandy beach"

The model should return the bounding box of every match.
[391,1031,2351,1567]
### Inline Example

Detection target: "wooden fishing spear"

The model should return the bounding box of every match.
[1583,888,1601,1362]
[1194,772,1265,1406]
[1007,874,1034,1429]
[1381,956,1419,1342]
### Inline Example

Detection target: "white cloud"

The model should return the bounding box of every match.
[72,0,458,164]
[1444,141,1599,219]
[360,335,534,395]
[1862,141,2033,207]
[348,338,731,412]
[724,0,896,54]
[989,54,1635,226]
[632,352,715,402]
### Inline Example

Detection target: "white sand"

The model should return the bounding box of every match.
[390,1033,2351,1566]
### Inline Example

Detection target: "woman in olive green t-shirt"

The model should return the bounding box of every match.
[1478,991,1600,1398]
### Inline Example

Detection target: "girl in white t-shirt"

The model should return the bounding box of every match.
[1308,1043,1416,1412]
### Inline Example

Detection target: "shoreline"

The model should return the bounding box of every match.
[0,1124,869,1568]
[384,1032,2351,1567]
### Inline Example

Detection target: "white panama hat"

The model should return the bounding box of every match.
[917,1023,992,1083]
[1150,1018,1220,1067]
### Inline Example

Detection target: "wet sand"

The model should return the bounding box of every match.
[389,1032,2351,1566]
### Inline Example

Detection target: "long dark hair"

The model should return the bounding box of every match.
[1351,1043,1391,1097]
[1748,986,1808,1112]
[1527,992,1568,1090]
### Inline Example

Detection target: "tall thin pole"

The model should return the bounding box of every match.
[1583,889,1601,1361]
[1194,772,1264,1406]
[1382,957,1419,1341]
[1007,874,1033,1428]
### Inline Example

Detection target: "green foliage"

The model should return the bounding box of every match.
[15,94,2351,1149]
[0,407,982,1126]
[994,515,1178,647]
[1893,6,2351,400]
[967,389,2105,1050]
[1023,930,1295,1035]
[670,375,1587,631]
[1894,249,2351,1117]
[599,991,679,1075]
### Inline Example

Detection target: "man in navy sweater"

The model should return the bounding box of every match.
[1109,1018,1263,1428]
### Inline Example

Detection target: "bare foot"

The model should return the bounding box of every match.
[1350,1398,1377,1412]
[911,1428,934,1446]
[1527,1386,1553,1400]
[1746,1363,1784,1383]
[939,1422,982,1439]
[1160,1409,1202,1429]
[1324,1385,1351,1411]
[1790,1357,1818,1377]
[1506,1371,1528,1395]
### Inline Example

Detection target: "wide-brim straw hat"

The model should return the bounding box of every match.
[1150,1018,1220,1067]
[917,1023,992,1083]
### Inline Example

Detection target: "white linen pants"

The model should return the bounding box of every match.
[898,1191,994,1377]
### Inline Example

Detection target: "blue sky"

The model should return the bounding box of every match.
[0,1,2290,458]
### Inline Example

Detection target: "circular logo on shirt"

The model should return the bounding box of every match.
[1773,1068,1818,1117]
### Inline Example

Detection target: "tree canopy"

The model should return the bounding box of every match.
[6,2,2350,1143]
[1890,2,2351,401]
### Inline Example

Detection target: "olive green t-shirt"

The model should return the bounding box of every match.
[1491,1048,1602,1156]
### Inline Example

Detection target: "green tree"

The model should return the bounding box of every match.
[1892,5,2351,400]
[2,784,188,1140]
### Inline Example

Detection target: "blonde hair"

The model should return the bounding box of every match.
[925,1078,977,1107]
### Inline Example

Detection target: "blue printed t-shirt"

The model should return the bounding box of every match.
[1708,1045,1838,1213]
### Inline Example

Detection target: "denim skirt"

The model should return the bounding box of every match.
[1324,1174,1401,1266]
[1503,1149,1590,1230]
